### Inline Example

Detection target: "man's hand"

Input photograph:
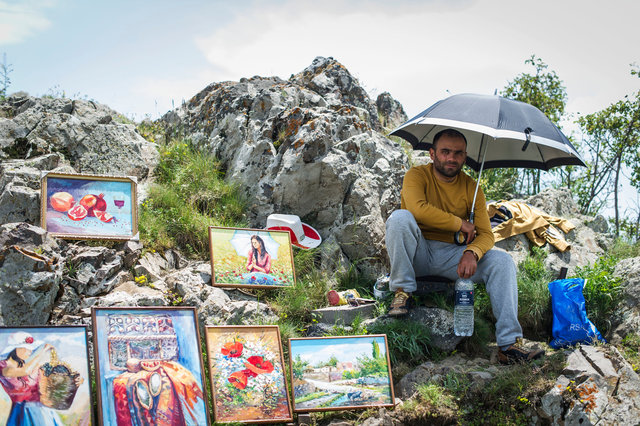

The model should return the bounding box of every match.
[457,250,477,279]
[459,220,477,244]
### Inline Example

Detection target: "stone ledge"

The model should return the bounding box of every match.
[311,303,377,325]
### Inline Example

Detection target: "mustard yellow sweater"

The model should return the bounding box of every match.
[400,163,494,260]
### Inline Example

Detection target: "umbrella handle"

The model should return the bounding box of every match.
[522,127,532,151]
[454,212,475,246]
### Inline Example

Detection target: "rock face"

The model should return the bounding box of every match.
[538,345,640,425]
[611,256,640,344]
[376,91,408,131]
[163,56,408,276]
[0,93,158,179]
[0,223,62,325]
[0,153,71,224]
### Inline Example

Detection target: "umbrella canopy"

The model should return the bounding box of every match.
[229,230,280,260]
[390,93,586,171]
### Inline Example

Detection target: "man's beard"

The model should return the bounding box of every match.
[433,157,463,178]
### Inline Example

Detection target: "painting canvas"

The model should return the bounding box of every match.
[289,335,395,412]
[92,307,209,425]
[0,326,93,425]
[206,325,292,424]
[209,227,295,288]
[41,172,137,240]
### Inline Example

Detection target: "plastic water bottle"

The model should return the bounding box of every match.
[454,278,474,336]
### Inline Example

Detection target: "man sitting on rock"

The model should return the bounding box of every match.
[385,128,544,364]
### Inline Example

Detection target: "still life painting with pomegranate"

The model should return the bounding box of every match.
[206,325,292,424]
[92,307,209,426]
[41,172,137,239]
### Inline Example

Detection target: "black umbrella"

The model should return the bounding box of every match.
[389,93,586,243]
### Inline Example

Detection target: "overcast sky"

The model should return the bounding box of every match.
[3,0,639,126]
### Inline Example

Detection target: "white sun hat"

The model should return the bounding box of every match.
[266,214,322,249]
[0,331,44,359]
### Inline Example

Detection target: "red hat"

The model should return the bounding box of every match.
[266,214,321,249]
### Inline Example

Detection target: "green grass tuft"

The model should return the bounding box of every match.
[575,254,623,336]
[138,138,247,257]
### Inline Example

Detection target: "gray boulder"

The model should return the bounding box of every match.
[1,94,158,179]
[0,153,72,224]
[610,257,640,343]
[539,345,640,425]
[163,57,407,277]
[162,262,277,325]
[64,245,125,296]
[376,91,408,131]
[0,223,62,325]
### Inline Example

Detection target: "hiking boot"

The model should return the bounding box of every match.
[498,342,545,365]
[388,289,410,316]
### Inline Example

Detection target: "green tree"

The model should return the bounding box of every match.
[292,354,309,380]
[372,339,381,360]
[0,53,12,99]
[500,55,570,196]
[575,67,640,234]
[327,354,339,367]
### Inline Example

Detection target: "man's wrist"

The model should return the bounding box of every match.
[464,250,479,261]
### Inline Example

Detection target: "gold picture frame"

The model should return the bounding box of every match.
[40,172,137,240]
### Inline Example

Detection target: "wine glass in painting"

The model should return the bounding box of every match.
[114,199,125,209]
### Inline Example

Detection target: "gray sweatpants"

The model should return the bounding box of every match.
[385,209,522,347]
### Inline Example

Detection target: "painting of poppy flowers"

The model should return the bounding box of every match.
[209,226,295,289]
[206,325,292,424]
[41,172,137,240]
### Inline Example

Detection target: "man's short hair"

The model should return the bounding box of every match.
[432,128,468,149]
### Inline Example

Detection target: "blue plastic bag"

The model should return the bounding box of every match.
[548,278,605,349]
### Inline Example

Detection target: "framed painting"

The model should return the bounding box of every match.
[288,335,395,412]
[41,172,137,240]
[92,307,210,426]
[206,325,293,424]
[209,226,295,288]
[0,325,93,425]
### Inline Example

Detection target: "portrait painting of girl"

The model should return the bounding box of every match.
[209,227,296,289]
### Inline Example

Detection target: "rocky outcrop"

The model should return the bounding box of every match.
[376,91,408,131]
[163,56,408,277]
[0,93,158,179]
[538,345,640,425]
[0,153,71,224]
[611,257,640,344]
[0,223,62,325]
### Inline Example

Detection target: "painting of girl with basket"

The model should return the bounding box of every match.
[0,326,92,426]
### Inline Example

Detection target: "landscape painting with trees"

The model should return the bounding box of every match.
[289,335,394,412]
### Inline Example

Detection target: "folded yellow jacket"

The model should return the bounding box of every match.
[487,200,575,252]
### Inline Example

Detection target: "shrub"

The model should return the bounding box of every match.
[368,319,435,366]
[475,246,554,339]
[138,138,247,257]
[574,254,623,336]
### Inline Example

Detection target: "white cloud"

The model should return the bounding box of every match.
[0,0,53,45]
[192,0,640,119]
